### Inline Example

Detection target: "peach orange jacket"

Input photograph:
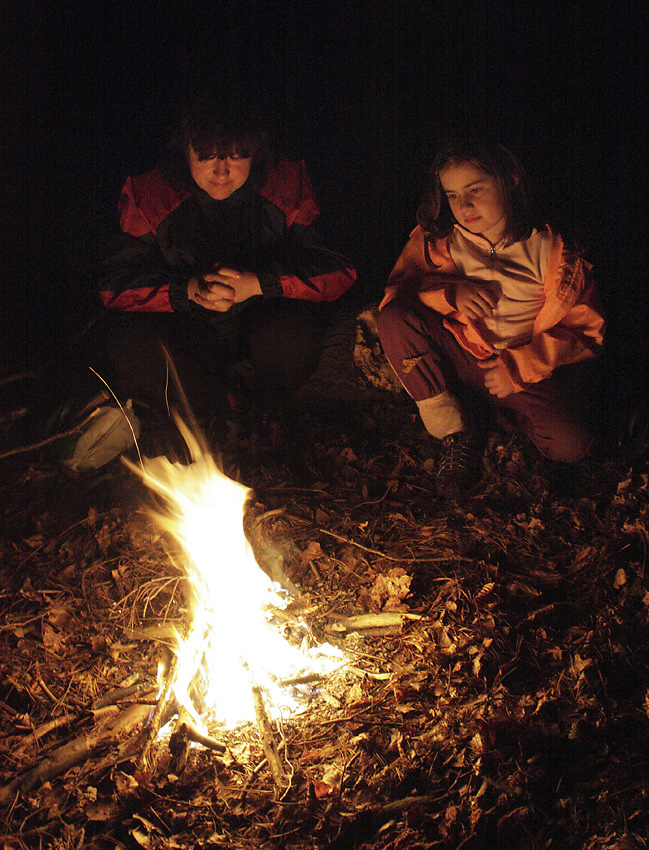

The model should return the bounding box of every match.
[379,225,605,393]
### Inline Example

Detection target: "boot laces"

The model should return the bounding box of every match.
[437,432,477,477]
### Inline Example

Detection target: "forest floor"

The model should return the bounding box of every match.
[1,310,649,850]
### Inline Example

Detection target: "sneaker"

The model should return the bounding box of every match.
[435,431,482,499]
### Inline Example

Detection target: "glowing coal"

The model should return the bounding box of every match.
[124,423,343,730]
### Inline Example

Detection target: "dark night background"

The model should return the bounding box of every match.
[2,0,648,432]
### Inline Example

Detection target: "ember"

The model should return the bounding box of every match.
[124,417,344,731]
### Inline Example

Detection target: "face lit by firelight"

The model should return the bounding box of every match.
[187,144,253,200]
[439,160,508,244]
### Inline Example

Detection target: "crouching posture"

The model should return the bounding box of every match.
[377,134,605,499]
[98,95,356,430]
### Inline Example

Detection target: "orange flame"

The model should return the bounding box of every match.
[124,420,343,729]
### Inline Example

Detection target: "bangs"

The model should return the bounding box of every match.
[190,128,257,161]
[165,98,274,189]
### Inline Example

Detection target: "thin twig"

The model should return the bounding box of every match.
[16,714,78,751]
[0,371,37,387]
[316,529,402,560]
[317,528,470,563]
[0,425,83,461]
[88,366,143,469]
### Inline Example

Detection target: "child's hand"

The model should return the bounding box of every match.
[188,267,263,311]
[188,275,235,311]
[453,283,498,319]
[212,267,263,303]
[477,356,516,398]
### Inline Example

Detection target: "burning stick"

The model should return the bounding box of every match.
[252,685,287,790]
[169,706,227,776]
[137,648,180,771]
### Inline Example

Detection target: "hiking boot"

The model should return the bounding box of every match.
[435,431,482,499]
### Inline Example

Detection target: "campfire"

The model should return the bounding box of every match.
[3,388,649,848]
[123,416,345,760]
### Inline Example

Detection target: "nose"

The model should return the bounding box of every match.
[212,157,230,177]
[459,194,474,211]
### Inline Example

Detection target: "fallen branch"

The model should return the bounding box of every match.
[0,371,37,387]
[0,703,151,806]
[137,649,178,771]
[14,713,78,755]
[325,611,422,637]
[0,400,111,462]
[0,393,114,462]
[252,685,287,791]
[317,528,472,563]
[0,425,84,461]
[91,681,157,710]
[168,707,227,775]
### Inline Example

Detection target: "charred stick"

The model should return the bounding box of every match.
[92,682,157,710]
[0,703,151,806]
[252,685,286,790]
[376,794,436,818]
[251,739,286,777]
[168,709,191,775]
[181,720,226,753]
[15,713,78,754]
[168,706,227,775]
[137,649,179,771]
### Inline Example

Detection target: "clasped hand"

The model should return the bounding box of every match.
[188,266,262,312]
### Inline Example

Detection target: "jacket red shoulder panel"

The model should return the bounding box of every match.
[119,169,190,236]
[259,160,320,227]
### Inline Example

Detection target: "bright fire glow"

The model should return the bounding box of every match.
[125,424,343,729]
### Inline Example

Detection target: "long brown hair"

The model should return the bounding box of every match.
[417,134,534,248]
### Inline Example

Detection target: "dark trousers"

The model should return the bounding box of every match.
[103,299,332,420]
[377,298,600,462]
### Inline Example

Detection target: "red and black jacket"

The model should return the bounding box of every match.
[99,160,356,323]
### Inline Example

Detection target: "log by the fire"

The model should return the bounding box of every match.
[0,703,151,806]
[252,685,287,791]
[168,706,227,775]
[137,648,179,771]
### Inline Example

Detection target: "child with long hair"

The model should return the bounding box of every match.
[377,134,605,498]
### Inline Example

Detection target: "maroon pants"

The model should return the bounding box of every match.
[377,298,600,462]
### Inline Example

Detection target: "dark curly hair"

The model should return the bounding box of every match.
[161,93,274,191]
[417,134,534,250]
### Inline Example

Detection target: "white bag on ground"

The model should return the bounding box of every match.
[64,400,140,471]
